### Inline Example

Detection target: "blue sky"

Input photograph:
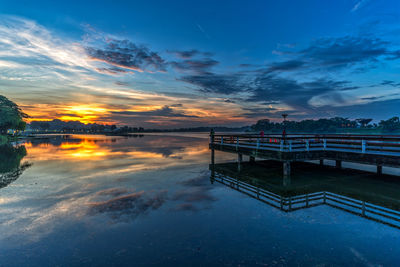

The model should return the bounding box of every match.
[0,0,400,127]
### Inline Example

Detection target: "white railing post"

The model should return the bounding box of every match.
[220,136,224,144]
[280,140,284,151]
[236,137,239,149]
[361,139,366,153]
[257,138,260,149]
[306,140,310,152]
[323,139,327,150]
[289,140,292,152]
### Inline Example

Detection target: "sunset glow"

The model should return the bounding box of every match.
[1,2,400,128]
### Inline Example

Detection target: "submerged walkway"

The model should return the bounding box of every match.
[209,133,400,177]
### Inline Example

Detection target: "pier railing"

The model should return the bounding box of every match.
[211,133,400,156]
[213,173,400,229]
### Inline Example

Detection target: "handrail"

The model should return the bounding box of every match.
[213,133,400,141]
[210,133,400,156]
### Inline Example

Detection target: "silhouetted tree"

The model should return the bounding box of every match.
[379,117,400,132]
[0,95,28,134]
[356,118,373,127]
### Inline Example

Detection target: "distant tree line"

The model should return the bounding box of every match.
[250,117,400,133]
[29,119,118,133]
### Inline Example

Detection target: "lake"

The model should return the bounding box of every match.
[1,134,400,266]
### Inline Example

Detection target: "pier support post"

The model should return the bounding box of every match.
[237,153,243,171]
[283,161,291,181]
[336,160,342,169]
[320,159,324,166]
[249,156,255,163]
[377,164,382,175]
[211,148,215,165]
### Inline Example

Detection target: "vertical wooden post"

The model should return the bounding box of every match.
[377,165,382,175]
[283,161,291,186]
[237,153,243,172]
[361,139,366,153]
[323,139,327,150]
[336,160,342,169]
[362,201,366,216]
[211,148,215,165]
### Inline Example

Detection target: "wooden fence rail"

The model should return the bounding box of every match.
[211,134,400,156]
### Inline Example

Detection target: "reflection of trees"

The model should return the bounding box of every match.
[0,144,31,189]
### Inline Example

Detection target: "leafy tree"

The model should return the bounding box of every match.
[356,118,373,127]
[0,95,28,134]
[379,117,400,132]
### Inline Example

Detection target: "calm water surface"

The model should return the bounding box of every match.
[1,134,400,266]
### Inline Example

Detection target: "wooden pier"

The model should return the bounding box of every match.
[209,133,400,177]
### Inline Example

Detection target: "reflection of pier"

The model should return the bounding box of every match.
[210,133,400,177]
[210,162,400,229]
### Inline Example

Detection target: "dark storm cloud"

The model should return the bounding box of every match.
[179,72,244,94]
[114,81,130,86]
[170,58,219,74]
[380,80,400,87]
[266,60,305,72]
[112,105,199,118]
[95,67,130,75]
[298,36,388,68]
[249,76,358,109]
[87,39,167,72]
[167,49,213,59]
[269,36,400,72]
[361,92,400,101]
[239,106,277,118]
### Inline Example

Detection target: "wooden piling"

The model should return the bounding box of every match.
[283,161,291,179]
[238,153,243,171]
[377,165,383,175]
[336,160,342,169]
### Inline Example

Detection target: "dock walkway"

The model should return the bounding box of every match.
[209,133,400,177]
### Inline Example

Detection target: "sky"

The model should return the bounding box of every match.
[0,0,400,128]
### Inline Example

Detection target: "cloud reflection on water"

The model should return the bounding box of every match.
[88,188,167,222]
[0,134,214,244]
